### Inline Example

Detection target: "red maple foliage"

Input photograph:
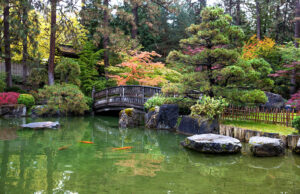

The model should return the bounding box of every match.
[0,92,20,106]
[108,51,165,86]
[287,91,300,109]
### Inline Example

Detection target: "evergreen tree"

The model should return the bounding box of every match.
[167,7,273,104]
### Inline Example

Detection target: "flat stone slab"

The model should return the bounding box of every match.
[249,136,285,157]
[181,134,242,154]
[21,121,60,129]
[294,139,300,154]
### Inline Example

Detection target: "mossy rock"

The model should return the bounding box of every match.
[119,108,134,117]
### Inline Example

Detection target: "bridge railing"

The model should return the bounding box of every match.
[93,85,161,110]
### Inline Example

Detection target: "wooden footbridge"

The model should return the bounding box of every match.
[93,85,161,113]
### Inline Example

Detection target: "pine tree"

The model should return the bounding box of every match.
[167,7,273,104]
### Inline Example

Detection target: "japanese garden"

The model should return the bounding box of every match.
[1,0,300,193]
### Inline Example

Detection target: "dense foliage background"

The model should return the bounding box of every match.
[0,0,299,107]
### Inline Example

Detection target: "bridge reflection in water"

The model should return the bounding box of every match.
[93,85,161,113]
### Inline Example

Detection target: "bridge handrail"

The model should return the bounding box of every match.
[93,85,161,100]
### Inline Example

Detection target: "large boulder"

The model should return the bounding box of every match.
[181,134,242,154]
[156,104,179,130]
[0,104,26,117]
[21,121,60,129]
[119,108,144,128]
[294,139,300,154]
[178,116,219,135]
[249,136,285,157]
[262,92,285,109]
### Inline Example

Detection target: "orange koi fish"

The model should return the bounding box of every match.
[79,141,94,144]
[58,144,72,151]
[112,146,133,150]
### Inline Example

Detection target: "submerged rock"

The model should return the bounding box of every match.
[181,134,242,154]
[178,116,219,135]
[294,139,300,154]
[21,121,60,129]
[249,136,285,157]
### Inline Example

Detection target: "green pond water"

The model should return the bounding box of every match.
[0,116,300,194]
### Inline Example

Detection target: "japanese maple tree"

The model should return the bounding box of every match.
[108,51,166,86]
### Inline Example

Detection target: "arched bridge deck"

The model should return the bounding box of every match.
[93,85,161,113]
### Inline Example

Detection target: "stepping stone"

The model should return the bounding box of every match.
[181,134,242,154]
[249,136,285,157]
[294,139,300,154]
[21,121,60,129]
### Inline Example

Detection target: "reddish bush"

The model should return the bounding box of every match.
[0,92,20,106]
[287,91,300,109]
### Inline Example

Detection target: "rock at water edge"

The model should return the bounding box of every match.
[249,136,285,157]
[181,134,242,154]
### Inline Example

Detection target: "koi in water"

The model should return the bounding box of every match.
[79,141,94,144]
[112,146,133,150]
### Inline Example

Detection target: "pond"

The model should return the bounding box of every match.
[0,116,300,194]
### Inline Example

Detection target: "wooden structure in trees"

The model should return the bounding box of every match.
[93,85,161,113]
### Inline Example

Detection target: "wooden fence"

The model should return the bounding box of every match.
[222,106,299,126]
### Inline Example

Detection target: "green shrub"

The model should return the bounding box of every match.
[0,80,5,92]
[144,94,166,110]
[5,86,26,93]
[0,73,5,92]
[84,96,93,111]
[38,84,89,115]
[190,96,228,119]
[292,116,300,132]
[28,68,48,89]
[55,57,81,86]
[18,94,35,108]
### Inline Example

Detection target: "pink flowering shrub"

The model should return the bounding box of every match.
[287,91,300,109]
[0,92,20,106]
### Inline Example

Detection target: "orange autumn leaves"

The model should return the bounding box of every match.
[242,35,275,60]
[108,51,166,86]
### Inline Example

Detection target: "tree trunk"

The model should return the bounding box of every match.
[103,0,109,70]
[295,1,300,48]
[131,4,138,39]
[48,0,57,86]
[255,0,261,40]
[22,2,29,84]
[236,0,241,25]
[4,0,12,88]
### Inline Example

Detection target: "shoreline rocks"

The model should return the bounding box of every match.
[119,108,144,128]
[178,116,219,135]
[249,136,285,157]
[157,104,179,130]
[294,139,300,154]
[0,104,26,117]
[181,134,242,154]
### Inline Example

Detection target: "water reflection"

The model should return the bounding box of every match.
[0,116,299,193]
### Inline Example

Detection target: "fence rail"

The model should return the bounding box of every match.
[222,106,298,126]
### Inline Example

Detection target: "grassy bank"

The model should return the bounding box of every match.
[221,119,298,136]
